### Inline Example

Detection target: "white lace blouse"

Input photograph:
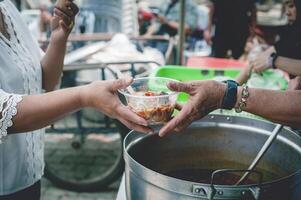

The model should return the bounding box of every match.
[0,0,45,195]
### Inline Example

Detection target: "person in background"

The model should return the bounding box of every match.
[39,3,53,39]
[0,0,150,199]
[235,0,301,86]
[251,0,301,77]
[144,0,198,55]
[204,0,257,59]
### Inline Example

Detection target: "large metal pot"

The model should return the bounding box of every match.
[124,115,301,200]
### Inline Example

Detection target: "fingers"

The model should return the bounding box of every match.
[54,7,72,26]
[55,0,78,17]
[110,78,133,91]
[65,1,79,16]
[159,106,191,137]
[175,103,183,111]
[173,115,194,133]
[253,66,264,74]
[167,81,193,94]
[118,118,153,134]
[116,105,148,127]
[59,19,70,33]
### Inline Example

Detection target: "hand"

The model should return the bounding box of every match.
[51,0,79,41]
[159,81,226,137]
[252,48,274,74]
[203,29,212,45]
[287,76,301,91]
[80,78,152,134]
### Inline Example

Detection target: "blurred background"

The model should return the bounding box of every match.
[9,0,291,199]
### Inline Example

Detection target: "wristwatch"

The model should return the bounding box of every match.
[270,52,278,69]
[221,80,239,110]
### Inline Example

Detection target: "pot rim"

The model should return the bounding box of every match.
[123,115,301,196]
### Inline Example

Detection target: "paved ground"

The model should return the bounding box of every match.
[41,111,122,200]
[41,178,119,200]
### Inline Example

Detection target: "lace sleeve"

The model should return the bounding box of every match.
[0,89,23,141]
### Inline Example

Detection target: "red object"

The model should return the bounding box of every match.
[187,57,247,69]
[138,9,154,21]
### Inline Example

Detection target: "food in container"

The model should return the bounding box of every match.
[119,77,178,125]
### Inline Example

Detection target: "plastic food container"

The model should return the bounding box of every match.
[119,77,178,125]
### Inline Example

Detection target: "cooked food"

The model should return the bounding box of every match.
[135,104,174,123]
[134,91,168,97]
[128,90,175,124]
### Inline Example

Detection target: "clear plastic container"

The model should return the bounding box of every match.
[119,77,178,125]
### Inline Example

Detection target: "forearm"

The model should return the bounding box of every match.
[145,24,157,36]
[41,34,68,92]
[167,21,190,33]
[206,2,214,31]
[235,87,301,127]
[275,56,301,76]
[9,86,83,134]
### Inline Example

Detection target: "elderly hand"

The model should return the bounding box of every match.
[80,78,152,134]
[51,0,79,40]
[159,80,226,137]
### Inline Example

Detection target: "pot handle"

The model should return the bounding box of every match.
[209,169,263,200]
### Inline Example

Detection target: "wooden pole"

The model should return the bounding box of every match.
[177,0,186,65]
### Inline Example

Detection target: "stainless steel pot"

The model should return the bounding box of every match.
[124,115,301,200]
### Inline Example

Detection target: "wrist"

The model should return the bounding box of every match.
[271,53,278,69]
[50,32,68,44]
[234,85,250,113]
[78,85,92,108]
[221,80,239,110]
[216,82,227,109]
[235,87,243,108]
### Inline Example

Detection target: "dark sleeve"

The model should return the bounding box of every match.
[275,27,301,59]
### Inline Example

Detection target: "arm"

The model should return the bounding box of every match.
[3,79,151,135]
[274,56,301,76]
[41,1,79,92]
[144,24,158,36]
[165,21,190,33]
[203,1,214,45]
[159,80,301,136]
[236,87,301,125]
[252,48,301,75]
[235,64,254,85]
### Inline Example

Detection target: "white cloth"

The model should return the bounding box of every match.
[0,0,44,195]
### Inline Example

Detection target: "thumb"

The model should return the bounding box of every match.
[111,78,133,91]
[168,81,193,94]
[59,20,69,33]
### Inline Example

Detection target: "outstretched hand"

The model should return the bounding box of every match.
[159,81,226,137]
[81,78,153,134]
